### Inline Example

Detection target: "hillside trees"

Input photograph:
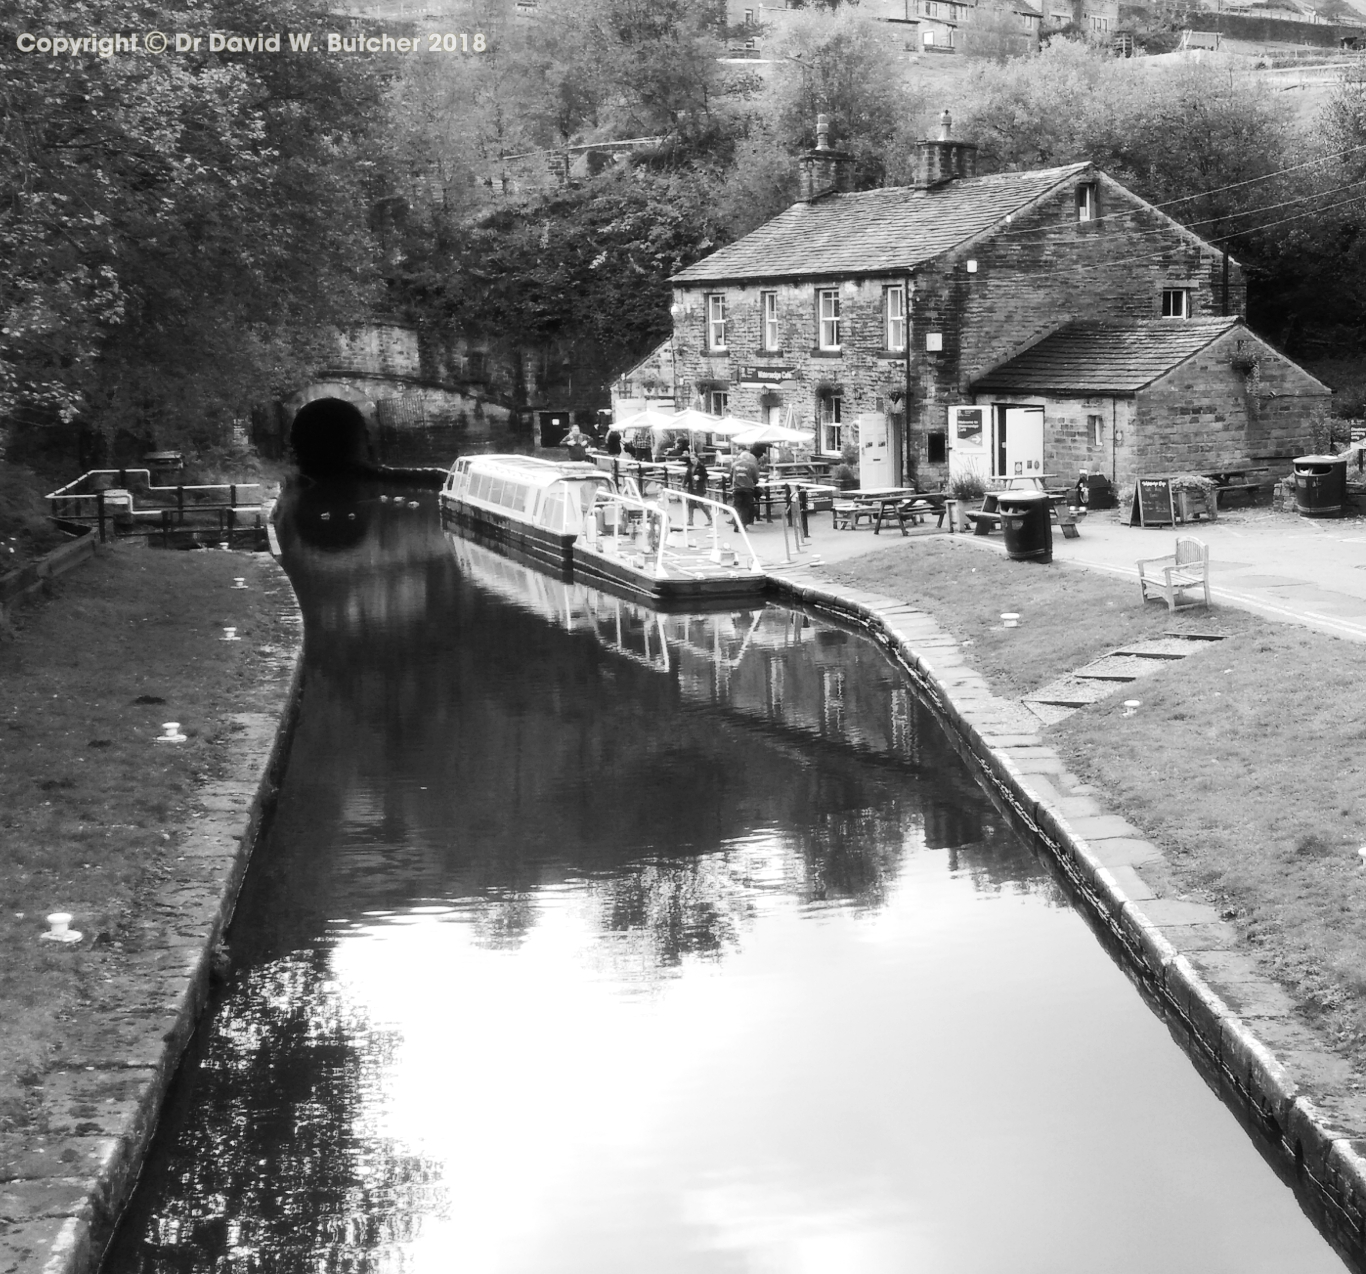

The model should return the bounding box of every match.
[0,0,387,462]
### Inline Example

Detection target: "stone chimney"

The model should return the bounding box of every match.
[910,110,978,191]
[797,114,854,202]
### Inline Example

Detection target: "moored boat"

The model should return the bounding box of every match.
[439,454,613,570]
[571,487,767,605]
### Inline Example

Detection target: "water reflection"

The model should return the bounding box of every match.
[105,482,1348,1274]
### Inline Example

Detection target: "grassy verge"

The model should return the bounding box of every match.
[829,539,1366,1067]
[825,537,1255,697]
[0,540,292,1133]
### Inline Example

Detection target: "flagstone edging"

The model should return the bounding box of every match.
[765,567,1366,1260]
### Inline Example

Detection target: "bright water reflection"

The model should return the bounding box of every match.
[105,482,1346,1274]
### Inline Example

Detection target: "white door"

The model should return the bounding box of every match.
[948,406,989,487]
[996,406,1044,479]
[857,412,894,488]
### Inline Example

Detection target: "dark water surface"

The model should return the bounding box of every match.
[105,481,1346,1273]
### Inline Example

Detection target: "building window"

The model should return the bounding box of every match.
[1161,288,1191,318]
[706,293,727,349]
[1077,182,1097,223]
[761,290,779,351]
[703,388,729,417]
[927,431,947,464]
[924,1,939,14]
[743,7,753,22]
[1087,414,1105,447]
[885,285,906,351]
[819,393,843,454]
[923,29,935,44]
[818,289,841,350]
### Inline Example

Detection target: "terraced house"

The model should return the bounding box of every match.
[663,113,1327,489]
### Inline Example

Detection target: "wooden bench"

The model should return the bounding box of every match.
[967,510,1002,534]
[1137,536,1210,612]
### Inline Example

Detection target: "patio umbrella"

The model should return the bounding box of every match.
[667,409,760,438]
[605,407,682,434]
[729,422,816,448]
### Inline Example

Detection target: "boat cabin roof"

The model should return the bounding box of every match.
[456,454,606,491]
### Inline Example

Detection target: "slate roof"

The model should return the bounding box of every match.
[671,164,1090,284]
[971,319,1243,394]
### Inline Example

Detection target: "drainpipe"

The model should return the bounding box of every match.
[905,273,914,487]
[1111,396,1119,484]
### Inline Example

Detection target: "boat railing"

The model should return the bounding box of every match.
[583,489,762,576]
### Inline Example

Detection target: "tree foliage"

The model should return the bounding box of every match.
[1,0,387,455]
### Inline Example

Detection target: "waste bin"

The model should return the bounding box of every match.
[1293,454,1348,518]
[997,490,1053,563]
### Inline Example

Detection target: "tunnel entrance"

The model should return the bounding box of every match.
[290,398,373,476]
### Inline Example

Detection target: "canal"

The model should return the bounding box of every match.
[104,480,1349,1273]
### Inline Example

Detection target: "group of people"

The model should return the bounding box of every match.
[561,422,770,528]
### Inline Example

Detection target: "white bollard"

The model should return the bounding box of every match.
[232,577,248,589]
[1123,700,1141,717]
[155,722,187,743]
[1001,613,1020,628]
[40,912,82,944]
[222,626,240,642]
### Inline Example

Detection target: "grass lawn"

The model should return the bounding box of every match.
[829,539,1366,1066]
[0,540,292,1133]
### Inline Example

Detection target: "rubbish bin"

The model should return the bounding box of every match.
[997,490,1053,563]
[1293,454,1348,518]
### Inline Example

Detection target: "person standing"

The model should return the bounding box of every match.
[564,423,591,462]
[683,448,712,525]
[731,445,759,527]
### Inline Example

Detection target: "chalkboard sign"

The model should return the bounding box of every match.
[1130,477,1176,527]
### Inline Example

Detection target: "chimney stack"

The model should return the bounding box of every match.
[797,113,854,202]
[911,110,978,191]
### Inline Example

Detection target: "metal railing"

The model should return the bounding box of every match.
[46,470,267,546]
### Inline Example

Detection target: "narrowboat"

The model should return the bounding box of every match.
[439,454,613,570]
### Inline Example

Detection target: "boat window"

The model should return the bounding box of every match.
[487,478,505,505]
[540,493,565,530]
[471,473,489,501]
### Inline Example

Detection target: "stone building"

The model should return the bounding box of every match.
[967,319,1328,488]
[665,112,1324,488]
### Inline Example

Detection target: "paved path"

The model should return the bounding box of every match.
[742,501,1366,641]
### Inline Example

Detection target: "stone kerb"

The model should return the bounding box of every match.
[762,563,1366,1254]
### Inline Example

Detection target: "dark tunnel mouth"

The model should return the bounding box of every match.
[290,398,372,476]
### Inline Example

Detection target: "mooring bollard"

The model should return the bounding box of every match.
[155,721,187,743]
[40,912,82,945]
[1001,613,1020,628]
[232,577,248,589]
[222,626,240,641]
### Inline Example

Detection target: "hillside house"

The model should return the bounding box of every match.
[665,112,1326,489]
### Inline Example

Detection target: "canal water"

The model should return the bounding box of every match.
[105,481,1349,1273]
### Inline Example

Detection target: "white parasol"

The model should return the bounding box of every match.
[728,422,816,448]
[605,407,684,434]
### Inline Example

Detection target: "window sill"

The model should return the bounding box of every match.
[754,349,785,358]
[810,348,844,358]
[874,348,906,360]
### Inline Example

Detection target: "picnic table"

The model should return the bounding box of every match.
[1201,466,1269,507]
[967,490,1081,538]
[832,488,950,535]
[757,477,839,523]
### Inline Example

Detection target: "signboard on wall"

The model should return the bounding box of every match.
[735,364,795,387]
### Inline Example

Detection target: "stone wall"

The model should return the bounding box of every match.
[333,324,422,380]
[913,169,1245,480]
[1130,328,1329,482]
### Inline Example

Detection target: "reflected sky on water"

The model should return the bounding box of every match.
[104,481,1347,1274]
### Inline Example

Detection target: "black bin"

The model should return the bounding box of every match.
[997,490,1053,563]
[1293,454,1348,518]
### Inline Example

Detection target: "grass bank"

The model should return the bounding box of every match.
[0,539,292,1133]
[828,539,1366,1067]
